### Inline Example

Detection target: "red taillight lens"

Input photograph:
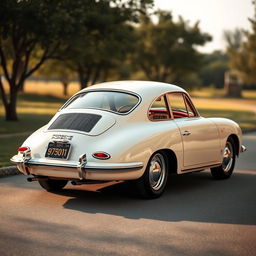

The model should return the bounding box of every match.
[18,147,29,152]
[92,152,110,160]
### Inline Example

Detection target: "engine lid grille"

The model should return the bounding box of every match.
[48,113,102,133]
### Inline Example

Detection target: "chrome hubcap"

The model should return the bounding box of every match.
[222,141,233,172]
[149,153,166,191]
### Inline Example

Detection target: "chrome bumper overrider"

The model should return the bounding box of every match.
[10,154,144,181]
[240,145,247,153]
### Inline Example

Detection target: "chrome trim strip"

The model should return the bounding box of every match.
[27,164,143,172]
[28,161,78,168]
[181,163,222,172]
[11,154,144,180]
[60,89,142,116]
[26,161,144,171]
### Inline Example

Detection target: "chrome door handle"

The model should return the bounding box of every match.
[182,131,191,136]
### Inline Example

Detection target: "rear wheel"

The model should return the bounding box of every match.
[211,138,236,179]
[134,152,168,199]
[38,179,68,192]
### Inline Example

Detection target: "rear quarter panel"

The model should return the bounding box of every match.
[209,118,243,155]
[100,120,182,165]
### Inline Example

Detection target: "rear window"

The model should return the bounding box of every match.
[63,91,139,114]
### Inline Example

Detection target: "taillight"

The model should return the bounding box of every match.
[92,152,111,160]
[18,146,29,152]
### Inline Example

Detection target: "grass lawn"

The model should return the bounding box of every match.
[0,93,65,134]
[0,81,255,167]
[190,87,256,100]
[0,93,66,167]
[0,136,28,167]
[198,109,256,132]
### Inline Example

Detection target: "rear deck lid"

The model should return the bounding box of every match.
[47,110,116,136]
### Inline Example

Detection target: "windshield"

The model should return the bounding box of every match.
[63,91,140,114]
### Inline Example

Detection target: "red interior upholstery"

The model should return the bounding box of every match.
[149,109,191,119]
[172,110,189,118]
[149,109,169,120]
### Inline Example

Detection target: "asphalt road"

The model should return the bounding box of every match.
[0,132,255,256]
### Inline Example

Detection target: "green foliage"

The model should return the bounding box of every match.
[0,135,28,167]
[133,10,212,84]
[36,59,77,96]
[63,0,146,89]
[37,60,76,82]
[224,2,256,85]
[178,72,202,89]
[0,0,153,120]
[199,51,228,88]
[0,0,90,120]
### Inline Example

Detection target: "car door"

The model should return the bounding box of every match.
[167,92,221,169]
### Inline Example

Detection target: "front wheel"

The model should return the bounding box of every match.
[211,138,236,179]
[133,152,168,199]
[38,179,68,192]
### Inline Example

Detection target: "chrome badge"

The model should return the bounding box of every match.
[51,134,73,141]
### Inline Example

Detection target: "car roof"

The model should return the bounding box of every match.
[80,80,186,98]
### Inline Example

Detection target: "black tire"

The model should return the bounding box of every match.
[38,179,68,192]
[133,152,168,199]
[211,137,236,179]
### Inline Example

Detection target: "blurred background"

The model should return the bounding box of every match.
[0,0,256,167]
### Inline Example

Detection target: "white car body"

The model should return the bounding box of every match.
[11,81,246,196]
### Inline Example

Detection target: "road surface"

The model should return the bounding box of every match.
[0,132,255,256]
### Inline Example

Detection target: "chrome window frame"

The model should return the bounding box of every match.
[166,92,200,119]
[147,93,172,122]
[60,89,142,116]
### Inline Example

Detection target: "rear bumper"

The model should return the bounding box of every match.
[10,155,144,181]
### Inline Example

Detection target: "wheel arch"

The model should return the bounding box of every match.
[155,148,178,174]
[228,134,240,156]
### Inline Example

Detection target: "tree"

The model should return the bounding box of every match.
[0,0,86,120]
[199,51,229,88]
[0,0,154,120]
[36,59,76,97]
[224,1,256,86]
[133,11,212,84]
[64,0,152,89]
[223,29,245,97]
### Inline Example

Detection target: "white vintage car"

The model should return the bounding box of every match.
[11,81,246,198]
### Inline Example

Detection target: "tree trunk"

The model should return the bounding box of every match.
[19,81,25,92]
[140,63,154,81]
[102,69,109,81]
[61,81,69,97]
[78,69,90,90]
[5,87,18,121]
[79,76,88,90]
[77,65,90,90]
[91,65,101,85]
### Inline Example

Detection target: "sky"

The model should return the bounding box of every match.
[154,0,254,52]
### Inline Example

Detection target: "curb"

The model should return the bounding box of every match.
[0,166,20,178]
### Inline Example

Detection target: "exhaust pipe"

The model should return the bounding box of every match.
[27,177,48,182]
[71,180,110,185]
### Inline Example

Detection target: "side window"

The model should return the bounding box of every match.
[148,95,170,121]
[167,93,195,119]
[184,96,196,117]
